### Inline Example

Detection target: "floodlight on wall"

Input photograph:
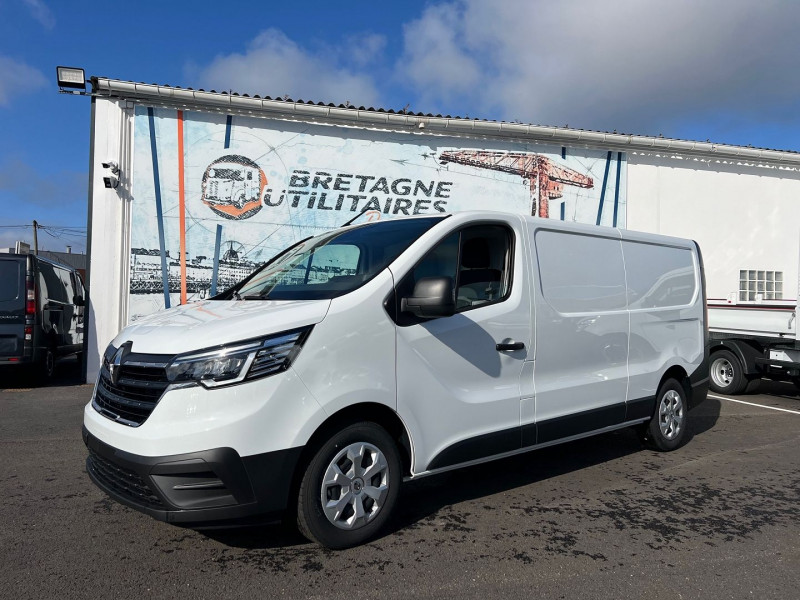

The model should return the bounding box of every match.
[56,66,86,92]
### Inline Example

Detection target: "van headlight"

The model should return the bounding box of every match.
[165,327,312,389]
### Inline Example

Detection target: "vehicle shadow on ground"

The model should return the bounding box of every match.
[0,356,84,389]
[390,399,721,536]
[742,379,800,399]
[206,399,721,550]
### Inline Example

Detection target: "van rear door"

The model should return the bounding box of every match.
[0,256,26,359]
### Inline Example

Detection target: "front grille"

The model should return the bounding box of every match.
[87,448,165,509]
[93,363,170,427]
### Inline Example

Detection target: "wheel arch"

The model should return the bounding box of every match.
[709,339,761,375]
[658,365,691,407]
[286,402,413,521]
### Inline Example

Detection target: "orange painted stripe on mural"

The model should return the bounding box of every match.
[177,110,187,305]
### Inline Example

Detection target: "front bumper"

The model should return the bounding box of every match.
[83,427,303,526]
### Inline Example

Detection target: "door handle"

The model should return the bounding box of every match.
[496,340,525,352]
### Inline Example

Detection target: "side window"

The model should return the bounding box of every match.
[396,224,513,324]
[456,226,512,309]
[39,264,69,304]
[410,231,460,289]
[59,268,75,301]
[536,231,626,313]
[624,242,696,308]
[70,272,80,300]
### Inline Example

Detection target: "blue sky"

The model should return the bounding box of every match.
[2,0,799,253]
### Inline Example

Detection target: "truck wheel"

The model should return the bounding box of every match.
[709,349,746,394]
[642,378,688,452]
[297,422,401,549]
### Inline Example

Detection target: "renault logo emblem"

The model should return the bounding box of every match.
[109,342,131,386]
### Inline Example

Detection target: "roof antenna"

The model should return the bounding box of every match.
[340,204,373,227]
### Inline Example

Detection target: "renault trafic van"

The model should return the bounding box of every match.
[0,253,85,379]
[83,211,708,548]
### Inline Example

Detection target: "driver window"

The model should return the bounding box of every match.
[411,232,459,289]
[456,226,511,308]
[397,224,512,323]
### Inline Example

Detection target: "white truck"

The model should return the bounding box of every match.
[707,243,800,394]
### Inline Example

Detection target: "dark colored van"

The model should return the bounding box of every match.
[0,253,85,379]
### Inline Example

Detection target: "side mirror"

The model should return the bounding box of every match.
[401,277,455,319]
[73,295,85,307]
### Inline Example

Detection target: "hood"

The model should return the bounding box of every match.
[112,299,331,355]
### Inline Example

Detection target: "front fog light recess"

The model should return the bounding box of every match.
[165,328,311,389]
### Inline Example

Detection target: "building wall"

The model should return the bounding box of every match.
[627,153,800,302]
[86,96,800,380]
[86,98,134,380]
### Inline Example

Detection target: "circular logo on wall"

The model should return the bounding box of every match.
[201,155,266,220]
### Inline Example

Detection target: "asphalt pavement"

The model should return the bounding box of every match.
[1,358,798,599]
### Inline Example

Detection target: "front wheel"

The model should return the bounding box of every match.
[297,422,401,549]
[642,378,689,451]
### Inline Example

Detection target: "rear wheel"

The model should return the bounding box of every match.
[642,378,688,451]
[297,422,401,549]
[39,346,56,381]
[709,349,747,394]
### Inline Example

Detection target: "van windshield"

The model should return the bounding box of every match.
[228,216,446,300]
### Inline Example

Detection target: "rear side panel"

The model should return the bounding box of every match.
[0,256,26,360]
[621,230,705,406]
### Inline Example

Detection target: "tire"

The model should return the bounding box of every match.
[709,349,747,394]
[297,422,401,549]
[642,378,689,452]
[38,346,56,382]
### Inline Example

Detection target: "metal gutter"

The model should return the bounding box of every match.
[92,78,800,167]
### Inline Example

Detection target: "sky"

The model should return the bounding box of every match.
[1,0,799,254]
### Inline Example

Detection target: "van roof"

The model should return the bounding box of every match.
[0,253,79,271]
[431,210,697,249]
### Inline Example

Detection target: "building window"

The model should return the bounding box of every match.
[739,270,782,301]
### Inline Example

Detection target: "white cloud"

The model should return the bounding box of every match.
[343,33,387,68]
[396,0,800,135]
[397,3,481,108]
[195,29,382,107]
[0,56,47,106]
[0,229,32,252]
[23,0,55,29]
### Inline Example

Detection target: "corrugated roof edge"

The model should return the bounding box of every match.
[91,77,800,167]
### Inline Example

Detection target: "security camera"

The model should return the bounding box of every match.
[103,175,119,189]
[102,160,120,174]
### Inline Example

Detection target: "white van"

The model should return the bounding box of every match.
[83,211,709,548]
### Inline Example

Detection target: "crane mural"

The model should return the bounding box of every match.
[439,150,594,219]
